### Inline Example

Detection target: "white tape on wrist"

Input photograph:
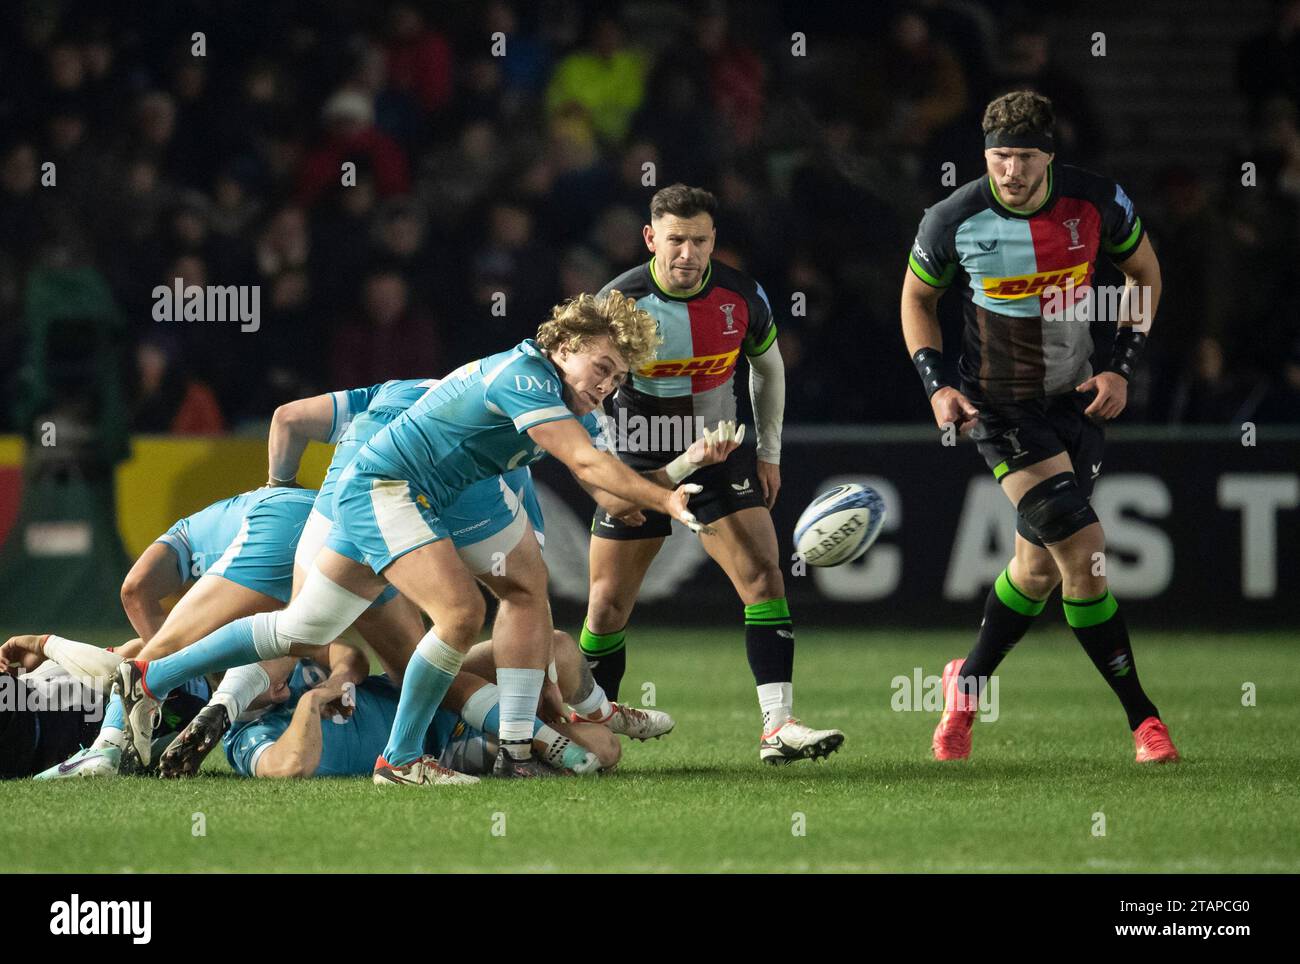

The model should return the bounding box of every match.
[665,452,699,484]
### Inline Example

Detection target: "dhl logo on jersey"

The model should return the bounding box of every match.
[638,349,739,378]
[982,261,1090,300]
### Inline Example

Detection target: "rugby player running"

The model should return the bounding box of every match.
[900,91,1179,763]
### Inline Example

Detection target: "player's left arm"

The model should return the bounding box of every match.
[1077,235,1162,419]
[747,339,784,509]
[252,693,329,778]
[743,284,784,508]
[252,646,370,777]
[267,393,337,486]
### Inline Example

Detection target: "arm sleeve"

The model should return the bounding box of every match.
[908,206,960,288]
[328,384,385,443]
[748,340,785,464]
[484,359,575,434]
[1100,180,1145,263]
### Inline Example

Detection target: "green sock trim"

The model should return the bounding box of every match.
[994,568,1047,616]
[744,597,791,625]
[1063,590,1119,628]
[579,622,626,657]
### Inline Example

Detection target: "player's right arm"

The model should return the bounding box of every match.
[526,418,708,532]
[901,266,979,434]
[576,419,744,520]
[267,394,338,486]
[120,542,188,642]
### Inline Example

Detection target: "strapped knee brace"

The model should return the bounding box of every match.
[252,567,374,660]
[1016,472,1098,545]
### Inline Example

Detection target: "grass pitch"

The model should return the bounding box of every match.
[3,629,1297,873]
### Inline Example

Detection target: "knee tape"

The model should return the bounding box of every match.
[253,567,373,659]
[1017,473,1097,545]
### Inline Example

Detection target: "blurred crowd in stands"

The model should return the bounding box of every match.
[1,0,1298,437]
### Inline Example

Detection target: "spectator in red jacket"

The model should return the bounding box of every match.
[297,90,410,208]
[384,3,453,116]
[133,335,226,435]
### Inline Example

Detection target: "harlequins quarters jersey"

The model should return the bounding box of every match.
[908,163,1145,401]
[599,258,777,467]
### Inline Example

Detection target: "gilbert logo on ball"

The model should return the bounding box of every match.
[794,484,887,567]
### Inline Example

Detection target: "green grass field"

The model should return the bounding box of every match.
[3,629,1298,873]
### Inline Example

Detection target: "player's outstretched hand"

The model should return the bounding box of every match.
[1077,372,1127,420]
[666,483,715,535]
[684,419,745,469]
[0,634,47,674]
[930,386,980,436]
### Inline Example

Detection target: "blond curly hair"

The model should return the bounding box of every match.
[535,290,661,372]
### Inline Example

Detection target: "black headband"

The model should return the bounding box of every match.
[985,129,1055,152]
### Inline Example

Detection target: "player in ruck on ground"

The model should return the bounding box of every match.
[0,634,208,779]
[115,292,741,785]
[11,484,318,776]
[582,183,843,765]
[900,90,1179,763]
[221,632,619,780]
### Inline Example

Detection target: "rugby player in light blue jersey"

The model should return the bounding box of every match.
[159,376,651,778]
[13,485,316,776]
[118,291,742,786]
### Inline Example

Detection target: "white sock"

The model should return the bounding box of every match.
[497,667,544,759]
[758,682,792,730]
[570,683,613,721]
[211,663,272,722]
[93,727,124,750]
[42,635,123,689]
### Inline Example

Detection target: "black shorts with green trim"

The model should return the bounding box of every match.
[968,387,1105,548]
[591,445,766,540]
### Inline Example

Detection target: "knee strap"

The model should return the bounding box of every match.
[1017,473,1097,545]
[252,567,374,659]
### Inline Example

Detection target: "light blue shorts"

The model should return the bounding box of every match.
[327,464,543,576]
[201,490,315,602]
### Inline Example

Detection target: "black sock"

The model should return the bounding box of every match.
[958,568,1044,699]
[744,598,794,685]
[579,622,626,702]
[1064,590,1159,730]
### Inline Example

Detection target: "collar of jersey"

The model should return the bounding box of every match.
[649,257,712,300]
[519,338,562,380]
[985,164,1055,219]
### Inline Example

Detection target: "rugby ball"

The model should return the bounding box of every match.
[794,483,887,567]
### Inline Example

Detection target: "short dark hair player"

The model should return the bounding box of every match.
[901,91,1179,764]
